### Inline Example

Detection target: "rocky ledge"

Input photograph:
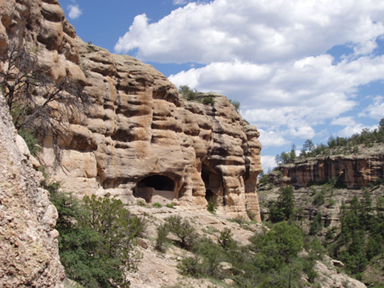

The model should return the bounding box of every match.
[272,145,384,189]
[0,0,263,219]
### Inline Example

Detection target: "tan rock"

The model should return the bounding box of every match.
[0,92,64,287]
[276,147,384,189]
[0,0,263,222]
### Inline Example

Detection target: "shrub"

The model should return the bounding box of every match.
[179,85,198,101]
[207,199,217,214]
[309,213,323,235]
[312,191,325,206]
[228,216,247,226]
[152,202,162,208]
[50,191,144,288]
[202,96,214,106]
[18,128,41,156]
[166,203,175,209]
[229,99,240,111]
[260,173,269,185]
[218,228,235,250]
[155,223,170,252]
[177,256,201,277]
[164,215,196,250]
[136,199,146,206]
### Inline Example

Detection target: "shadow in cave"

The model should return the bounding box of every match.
[134,175,175,203]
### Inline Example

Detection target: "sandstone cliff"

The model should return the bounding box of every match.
[0,0,262,219]
[272,145,384,189]
[0,91,64,287]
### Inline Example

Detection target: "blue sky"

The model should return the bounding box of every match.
[60,0,384,172]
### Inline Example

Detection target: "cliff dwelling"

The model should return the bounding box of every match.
[201,163,224,205]
[134,175,175,203]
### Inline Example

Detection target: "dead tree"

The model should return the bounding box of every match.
[0,43,89,160]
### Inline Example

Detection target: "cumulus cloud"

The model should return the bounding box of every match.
[169,54,384,139]
[331,117,356,126]
[68,4,82,19]
[258,129,288,148]
[115,0,384,63]
[337,124,376,138]
[359,96,384,120]
[260,156,277,173]
[114,0,384,153]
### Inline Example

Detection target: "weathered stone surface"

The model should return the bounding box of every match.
[0,0,263,221]
[0,93,65,287]
[273,146,384,189]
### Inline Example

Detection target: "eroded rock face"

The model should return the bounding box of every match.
[0,0,263,220]
[0,92,65,287]
[274,149,384,189]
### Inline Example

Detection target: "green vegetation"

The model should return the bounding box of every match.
[268,185,296,222]
[328,190,384,279]
[172,218,313,287]
[152,202,162,208]
[229,99,240,111]
[178,85,215,106]
[261,179,384,286]
[275,118,384,165]
[17,127,41,156]
[166,203,175,209]
[48,181,144,288]
[207,199,217,214]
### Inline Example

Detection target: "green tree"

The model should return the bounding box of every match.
[50,190,144,288]
[269,186,296,223]
[261,222,304,269]
[303,139,314,153]
[309,213,323,235]
[179,85,198,101]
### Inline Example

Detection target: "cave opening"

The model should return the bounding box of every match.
[134,175,175,203]
[201,163,224,205]
[205,189,214,202]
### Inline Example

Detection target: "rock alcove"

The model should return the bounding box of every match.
[134,175,176,204]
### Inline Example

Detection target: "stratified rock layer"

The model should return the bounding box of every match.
[274,148,384,189]
[0,92,65,287]
[0,0,263,219]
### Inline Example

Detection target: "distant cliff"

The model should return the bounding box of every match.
[0,0,262,220]
[271,144,384,189]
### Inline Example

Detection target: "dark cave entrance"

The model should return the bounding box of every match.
[205,189,214,202]
[134,175,175,203]
[201,163,224,205]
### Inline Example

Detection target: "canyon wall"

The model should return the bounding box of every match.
[273,148,384,189]
[0,0,263,219]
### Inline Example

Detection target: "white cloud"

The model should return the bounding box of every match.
[337,124,376,137]
[114,0,384,153]
[173,0,188,5]
[115,0,384,63]
[68,4,82,19]
[169,54,384,136]
[260,155,277,173]
[331,116,356,126]
[258,129,288,148]
[359,96,384,120]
